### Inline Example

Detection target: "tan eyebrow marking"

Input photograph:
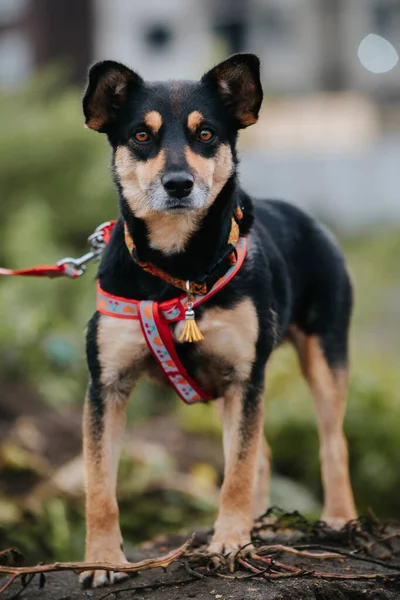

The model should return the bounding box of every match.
[187,110,204,133]
[144,110,163,133]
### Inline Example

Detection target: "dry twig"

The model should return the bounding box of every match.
[0,538,192,596]
[2,511,400,596]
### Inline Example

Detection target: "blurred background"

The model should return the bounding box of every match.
[0,0,399,563]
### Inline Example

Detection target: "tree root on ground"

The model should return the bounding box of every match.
[1,508,400,598]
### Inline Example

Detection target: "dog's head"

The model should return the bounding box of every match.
[83,54,262,219]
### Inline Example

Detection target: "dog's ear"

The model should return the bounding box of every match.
[202,53,263,128]
[83,61,143,132]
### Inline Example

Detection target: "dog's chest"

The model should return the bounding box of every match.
[99,298,258,394]
[170,298,258,391]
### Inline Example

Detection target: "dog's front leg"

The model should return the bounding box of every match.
[80,314,148,588]
[209,383,264,569]
[79,385,129,587]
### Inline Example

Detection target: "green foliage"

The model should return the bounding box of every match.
[0,70,115,403]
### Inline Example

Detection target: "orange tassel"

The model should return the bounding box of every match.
[179,309,204,343]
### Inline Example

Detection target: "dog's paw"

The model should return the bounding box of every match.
[208,531,253,572]
[79,549,130,588]
[322,515,354,530]
[79,568,129,588]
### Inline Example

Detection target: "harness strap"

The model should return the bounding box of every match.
[97,236,247,403]
[97,236,247,321]
[139,301,211,404]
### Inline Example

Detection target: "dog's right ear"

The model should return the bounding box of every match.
[83,61,143,133]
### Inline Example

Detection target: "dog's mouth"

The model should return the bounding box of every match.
[167,202,191,211]
[163,204,197,215]
[162,194,205,214]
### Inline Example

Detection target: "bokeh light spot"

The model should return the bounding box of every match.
[358,33,399,74]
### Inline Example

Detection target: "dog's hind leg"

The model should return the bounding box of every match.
[289,326,357,527]
[80,313,149,588]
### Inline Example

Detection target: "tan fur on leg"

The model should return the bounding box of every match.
[81,316,149,587]
[80,393,129,587]
[290,327,356,526]
[209,388,264,568]
[252,434,272,519]
[215,399,271,521]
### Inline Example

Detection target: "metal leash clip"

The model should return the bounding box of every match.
[57,221,111,278]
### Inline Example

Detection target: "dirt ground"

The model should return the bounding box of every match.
[2,513,400,600]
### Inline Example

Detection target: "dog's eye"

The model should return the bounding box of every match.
[133,131,150,143]
[198,129,214,142]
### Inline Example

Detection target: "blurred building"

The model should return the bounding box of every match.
[0,0,399,226]
[0,0,399,100]
[0,0,91,85]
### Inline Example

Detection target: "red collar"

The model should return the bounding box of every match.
[97,236,247,321]
[123,206,244,295]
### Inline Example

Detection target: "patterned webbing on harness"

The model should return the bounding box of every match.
[97,236,247,404]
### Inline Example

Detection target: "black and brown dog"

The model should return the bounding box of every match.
[80,53,357,587]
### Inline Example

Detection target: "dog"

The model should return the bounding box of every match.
[79,53,357,587]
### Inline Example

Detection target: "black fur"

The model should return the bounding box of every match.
[85,312,104,445]
[84,53,352,430]
[79,56,357,579]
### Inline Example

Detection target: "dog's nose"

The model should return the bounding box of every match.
[162,172,194,199]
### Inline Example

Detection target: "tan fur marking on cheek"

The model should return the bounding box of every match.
[114,146,166,218]
[209,144,233,204]
[136,149,166,190]
[115,145,137,179]
[144,110,163,133]
[114,146,141,214]
[187,110,204,132]
[185,147,214,186]
[185,144,233,205]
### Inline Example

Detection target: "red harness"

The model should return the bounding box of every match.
[0,220,247,404]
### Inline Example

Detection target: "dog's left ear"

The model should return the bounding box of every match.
[202,53,263,128]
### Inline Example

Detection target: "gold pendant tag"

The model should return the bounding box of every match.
[178,281,204,343]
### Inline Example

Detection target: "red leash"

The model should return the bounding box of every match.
[0,218,247,404]
[0,264,79,278]
[0,221,116,280]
